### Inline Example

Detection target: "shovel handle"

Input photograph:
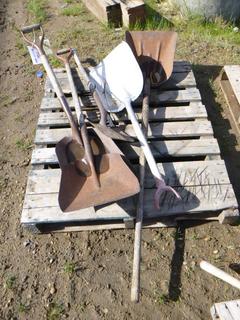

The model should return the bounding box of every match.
[131,79,150,303]
[73,49,108,127]
[21,23,41,33]
[56,48,73,63]
[62,50,100,187]
[21,24,45,53]
[200,260,240,290]
[72,48,95,92]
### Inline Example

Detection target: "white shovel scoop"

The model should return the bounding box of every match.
[90,42,180,208]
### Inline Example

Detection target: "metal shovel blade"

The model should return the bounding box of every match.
[89,41,143,113]
[56,130,140,212]
[125,31,178,85]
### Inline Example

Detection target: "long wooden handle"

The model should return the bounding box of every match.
[64,59,100,188]
[40,54,80,144]
[200,260,240,290]
[131,79,150,303]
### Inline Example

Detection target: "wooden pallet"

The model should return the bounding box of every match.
[21,61,239,233]
[220,65,240,135]
[211,299,240,320]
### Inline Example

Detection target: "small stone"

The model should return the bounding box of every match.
[233,27,239,33]
[103,308,108,314]
[23,240,31,247]
[50,286,56,295]
[204,236,211,241]
[213,250,219,254]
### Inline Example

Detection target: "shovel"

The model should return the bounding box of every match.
[89,41,180,207]
[125,31,178,302]
[72,49,134,142]
[21,24,140,211]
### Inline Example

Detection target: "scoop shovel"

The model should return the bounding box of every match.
[89,41,180,208]
[21,25,140,211]
[72,49,134,142]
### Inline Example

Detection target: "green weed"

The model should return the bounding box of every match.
[63,262,76,275]
[49,55,62,68]
[27,0,47,23]
[16,139,33,151]
[61,4,83,16]
[47,302,65,320]
[18,303,30,313]
[5,276,16,290]
[154,291,169,305]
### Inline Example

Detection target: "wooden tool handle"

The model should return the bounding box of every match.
[200,260,240,290]
[131,78,150,303]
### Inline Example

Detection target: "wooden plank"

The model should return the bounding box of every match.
[220,67,240,135]
[25,161,231,196]
[34,120,213,144]
[211,300,240,320]
[134,87,202,105]
[113,103,207,122]
[31,138,220,165]
[223,66,240,105]
[118,0,146,27]
[38,104,207,127]
[40,97,204,114]
[34,220,177,233]
[161,70,196,89]
[44,64,196,94]
[22,184,238,224]
[81,0,122,27]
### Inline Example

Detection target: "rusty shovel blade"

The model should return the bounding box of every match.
[56,129,140,212]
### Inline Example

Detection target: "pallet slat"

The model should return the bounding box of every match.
[31,138,220,165]
[25,160,230,195]
[38,104,207,127]
[211,300,240,320]
[22,184,237,224]
[44,62,196,94]
[34,120,213,144]
[220,65,240,134]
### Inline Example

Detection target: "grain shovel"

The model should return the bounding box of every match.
[89,41,180,207]
[21,25,140,211]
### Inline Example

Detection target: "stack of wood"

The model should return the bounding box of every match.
[81,0,146,27]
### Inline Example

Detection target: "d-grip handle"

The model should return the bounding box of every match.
[21,23,41,34]
[56,48,72,55]
[56,48,73,63]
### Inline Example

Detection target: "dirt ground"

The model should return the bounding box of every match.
[1,1,240,319]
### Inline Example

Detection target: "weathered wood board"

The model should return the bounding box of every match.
[81,0,122,27]
[211,299,240,320]
[21,61,239,232]
[118,0,146,27]
[220,65,240,135]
